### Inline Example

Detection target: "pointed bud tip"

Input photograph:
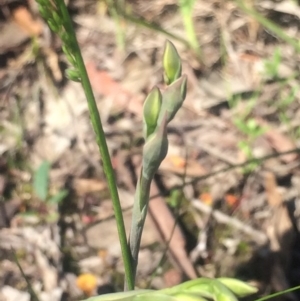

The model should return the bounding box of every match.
[163,40,182,85]
[181,74,187,99]
[143,86,162,138]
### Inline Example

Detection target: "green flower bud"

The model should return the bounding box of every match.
[212,280,238,301]
[157,75,187,126]
[161,278,213,295]
[142,115,168,180]
[66,68,81,82]
[143,87,162,139]
[163,40,182,85]
[217,278,258,297]
[181,279,214,299]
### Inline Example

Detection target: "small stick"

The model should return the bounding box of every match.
[191,199,268,244]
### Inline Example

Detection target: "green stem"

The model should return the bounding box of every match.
[255,285,300,301]
[235,0,300,53]
[178,0,201,58]
[57,1,134,290]
[114,6,190,48]
[13,250,40,301]
[106,0,126,51]
[129,172,152,282]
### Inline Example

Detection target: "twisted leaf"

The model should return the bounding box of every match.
[142,115,168,180]
[143,87,162,139]
[217,278,258,297]
[163,40,182,85]
[157,75,187,126]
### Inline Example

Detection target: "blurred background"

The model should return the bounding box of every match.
[1,0,300,300]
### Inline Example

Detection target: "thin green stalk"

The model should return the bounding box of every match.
[114,6,190,48]
[128,173,152,280]
[106,0,126,51]
[128,112,169,284]
[235,0,300,53]
[178,0,201,58]
[13,249,40,301]
[255,285,300,301]
[56,1,134,290]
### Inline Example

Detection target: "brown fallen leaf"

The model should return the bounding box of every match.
[264,127,298,163]
[129,154,197,279]
[264,172,282,207]
[86,61,143,115]
[148,181,197,279]
[263,172,296,299]
[73,178,107,196]
[160,155,207,177]
[42,47,63,82]
[264,172,295,258]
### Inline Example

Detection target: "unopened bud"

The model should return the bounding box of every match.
[217,278,258,297]
[211,280,238,301]
[163,40,182,85]
[157,75,187,125]
[142,115,168,180]
[143,87,162,139]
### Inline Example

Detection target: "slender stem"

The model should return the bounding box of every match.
[13,250,40,301]
[254,285,300,301]
[57,1,134,290]
[129,172,152,282]
[106,0,126,51]
[178,0,201,58]
[235,0,300,53]
[115,6,190,48]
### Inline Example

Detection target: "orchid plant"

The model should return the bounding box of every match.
[34,0,258,300]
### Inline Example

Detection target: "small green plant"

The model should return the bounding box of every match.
[104,0,126,51]
[33,0,258,300]
[235,0,300,53]
[263,47,282,80]
[178,0,201,58]
[235,118,266,173]
[228,92,266,172]
[278,85,298,136]
[114,8,190,49]
[129,40,187,282]
[32,160,68,221]
[262,47,300,140]
[33,160,68,204]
